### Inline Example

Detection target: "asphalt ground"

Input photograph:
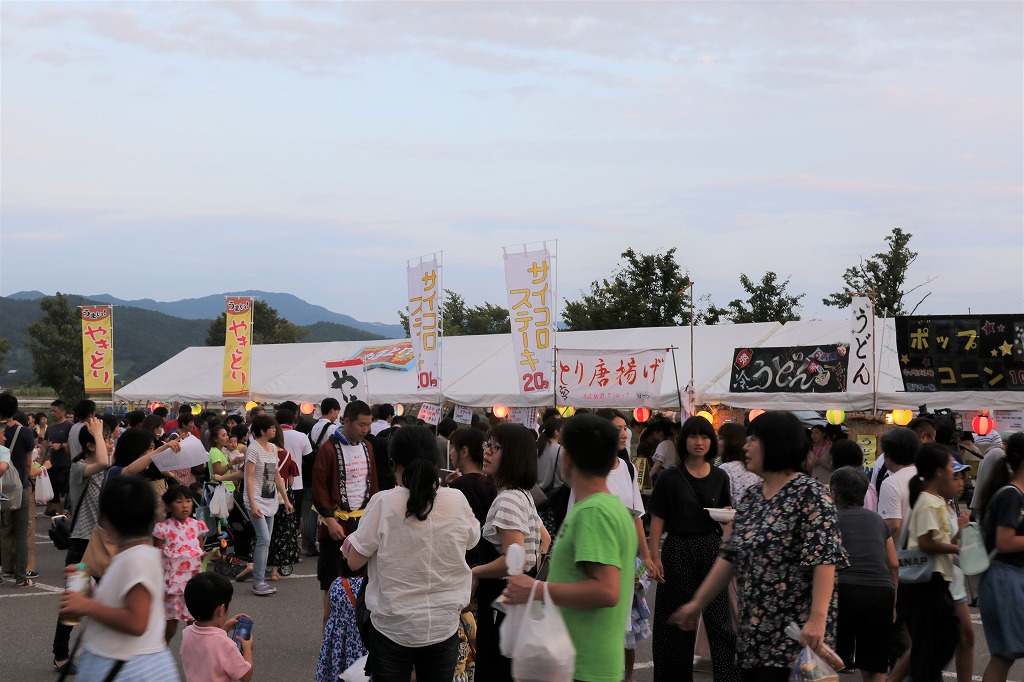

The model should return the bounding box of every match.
[2,512,1021,682]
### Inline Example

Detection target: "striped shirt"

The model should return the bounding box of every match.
[482,488,542,571]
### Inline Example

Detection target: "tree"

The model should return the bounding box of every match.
[204,300,308,346]
[562,248,695,330]
[705,271,805,324]
[399,290,511,337]
[0,337,10,374]
[822,228,934,316]
[25,292,85,402]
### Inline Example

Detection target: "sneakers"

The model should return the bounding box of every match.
[26,570,38,579]
[53,658,77,674]
[252,582,277,596]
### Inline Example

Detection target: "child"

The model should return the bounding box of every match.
[316,563,368,682]
[59,474,179,680]
[180,573,254,682]
[154,484,209,643]
[948,463,974,682]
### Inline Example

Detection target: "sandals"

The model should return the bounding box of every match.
[53,658,77,674]
[16,579,36,588]
[234,566,252,582]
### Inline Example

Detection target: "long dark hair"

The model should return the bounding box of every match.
[975,432,1024,520]
[389,426,439,521]
[908,443,952,508]
[536,417,563,456]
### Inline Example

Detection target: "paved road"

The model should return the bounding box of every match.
[2,513,1021,681]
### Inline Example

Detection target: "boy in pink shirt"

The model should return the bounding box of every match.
[181,573,254,682]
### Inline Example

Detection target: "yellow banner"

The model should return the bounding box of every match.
[222,297,253,398]
[81,306,114,394]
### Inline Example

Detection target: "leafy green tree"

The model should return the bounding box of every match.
[822,228,934,316]
[205,300,308,346]
[706,272,804,324]
[562,248,695,330]
[399,290,510,337]
[25,292,85,402]
[0,337,10,374]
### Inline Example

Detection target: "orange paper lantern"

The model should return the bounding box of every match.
[972,414,995,436]
[492,406,509,419]
[299,402,315,415]
[696,410,714,423]
[891,409,913,426]
[748,409,765,421]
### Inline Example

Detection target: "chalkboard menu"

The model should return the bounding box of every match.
[729,345,849,393]
[895,315,1024,392]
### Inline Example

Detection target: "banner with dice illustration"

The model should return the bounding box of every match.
[895,315,1024,392]
[729,345,850,393]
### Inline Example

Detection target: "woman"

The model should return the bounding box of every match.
[536,416,563,495]
[471,423,545,682]
[267,425,299,581]
[673,411,847,682]
[901,443,965,682]
[831,466,896,682]
[207,424,243,494]
[717,422,760,511]
[806,424,833,484]
[344,426,480,681]
[244,415,293,597]
[975,432,1024,682]
[112,427,185,525]
[648,416,738,682]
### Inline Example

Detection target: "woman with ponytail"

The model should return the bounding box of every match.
[901,443,966,682]
[343,426,480,682]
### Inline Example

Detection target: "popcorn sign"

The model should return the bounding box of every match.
[504,247,555,395]
[81,306,114,394]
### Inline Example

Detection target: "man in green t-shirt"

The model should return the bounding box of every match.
[505,413,635,682]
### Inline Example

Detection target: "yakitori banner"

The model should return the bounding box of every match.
[81,306,114,395]
[895,315,1024,391]
[847,296,875,394]
[730,344,850,393]
[408,256,441,392]
[504,246,554,394]
[222,297,253,398]
[325,359,368,405]
[556,349,668,408]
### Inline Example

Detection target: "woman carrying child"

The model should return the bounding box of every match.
[154,484,209,643]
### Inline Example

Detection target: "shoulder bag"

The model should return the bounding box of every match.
[896,508,935,584]
[0,426,24,511]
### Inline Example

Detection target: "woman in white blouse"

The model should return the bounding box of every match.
[245,415,293,597]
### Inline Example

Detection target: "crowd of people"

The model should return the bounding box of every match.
[1,390,1022,682]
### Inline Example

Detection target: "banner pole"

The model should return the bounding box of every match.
[670,346,683,413]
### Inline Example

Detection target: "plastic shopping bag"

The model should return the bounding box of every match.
[34,467,54,504]
[511,581,575,682]
[786,622,842,682]
[958,522,992,576]
[210,484,231,519]
[497,543,527,657]
[339,654,369,682]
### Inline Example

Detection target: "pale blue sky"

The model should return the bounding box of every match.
[2,1,1022,325]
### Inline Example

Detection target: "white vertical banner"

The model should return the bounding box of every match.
[504,245,555,395]
[325,359,368,405]
[408,254,442,393]
[847,295,875,393]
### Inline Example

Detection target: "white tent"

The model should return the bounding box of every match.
[116,320,1021,411]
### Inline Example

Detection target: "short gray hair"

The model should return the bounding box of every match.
[830,467,868,508]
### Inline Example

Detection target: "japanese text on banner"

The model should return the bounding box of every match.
[81,306,113,394]
[504,248,554,394]
[325,359,368,405]
[222,297,253,398]
[556,349,668,408]
[847,296,874,394]
[408,258,441,392]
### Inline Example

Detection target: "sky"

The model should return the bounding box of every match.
[2,1,1022,326]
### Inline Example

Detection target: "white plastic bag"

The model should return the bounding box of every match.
[339,654,369,682]
[210,484,230,519]
[498,543,528,657]
[785,622,843,679]
[511,581,575,682]
[34,467,54,504]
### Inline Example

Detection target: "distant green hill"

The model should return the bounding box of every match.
[0,295,384,387]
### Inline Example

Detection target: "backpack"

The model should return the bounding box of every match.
[1,427,26,511]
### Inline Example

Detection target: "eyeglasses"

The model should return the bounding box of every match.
[484,442,501,452]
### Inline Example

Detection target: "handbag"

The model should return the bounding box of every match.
[958,522,991,576]
[510,581,576,682]
[1,428,24,511]
[82,468,121,578]
[896,511,935,584]
[49,479,89,551]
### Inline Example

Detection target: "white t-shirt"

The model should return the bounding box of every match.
[348,487,480,648]
[370,419,390,436]
[340,441,370,507]
[82,545,167,659]
[281,427,313,491]
[878,465,918,523]
[68,422,86,463]
[971,446,1005,511]
[653,439,678,469]
[245,441,280,517]
[568,457,644,519]
[309,418,338,451]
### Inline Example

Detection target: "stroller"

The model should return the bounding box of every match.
[206,485,293,578]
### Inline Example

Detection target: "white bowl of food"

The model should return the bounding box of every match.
[704,507,736,523]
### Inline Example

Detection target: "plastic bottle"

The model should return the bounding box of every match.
[233,615,254,652]
[61,563,92,626]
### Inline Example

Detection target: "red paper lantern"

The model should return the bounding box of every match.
[633,407,652,423]
[299,402,315,415]
[972,414,995,436]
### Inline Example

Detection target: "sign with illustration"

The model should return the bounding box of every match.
[729,344,850,393]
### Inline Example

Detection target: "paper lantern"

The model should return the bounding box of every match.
[557,406,575,418]
[394,403,405,417]
[245,401,258,411]
[633,407,652,423]
[191,403,202,415]
[826,410,846,425]
[493,405,509,419]
[972,414,995,436]
[299,402,315,415]
[150,402,163,413]
[696,410,714,424]
[748,409,765,421]
[891,409,913,426]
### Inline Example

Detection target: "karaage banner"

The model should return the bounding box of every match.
[556,349,667,408]
[222,297,253,398]
[81,306,114,394]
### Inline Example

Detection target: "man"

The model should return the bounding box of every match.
[61,400,96,515]
[370,403,394,436]
[164,404,201,439]
[0,393,38,587]
[877,426,921,536]
[505,413,636,682]
[303,398,342,556]
[41,400,73,516]
[436,418,458,470]
[312,399,379,629]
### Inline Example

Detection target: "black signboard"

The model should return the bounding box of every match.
[895,315,1024,392]
[729,345,850,393]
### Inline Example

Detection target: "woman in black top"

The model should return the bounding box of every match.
[648,416,738,682]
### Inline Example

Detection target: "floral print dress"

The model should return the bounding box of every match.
[720,474,847,669]
[316,576,367,681]
[153,516,208,620]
